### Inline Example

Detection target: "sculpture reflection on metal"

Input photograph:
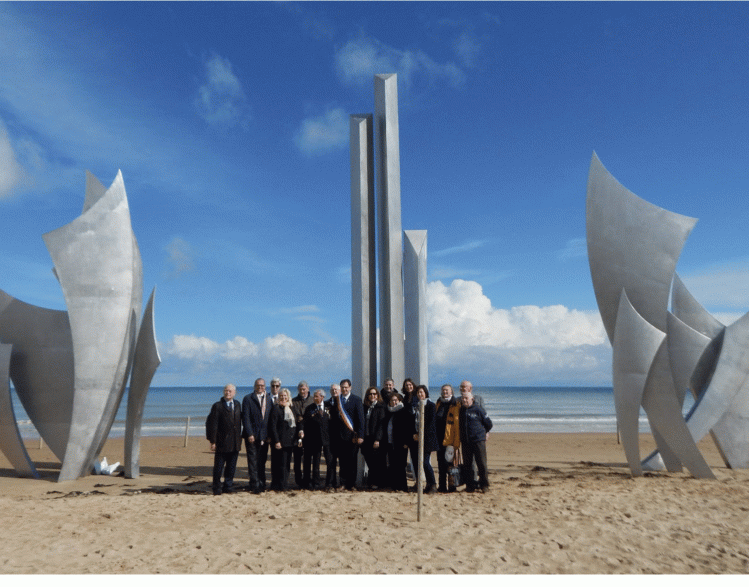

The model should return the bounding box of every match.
[587,152,749,477]
[0,170,160,481]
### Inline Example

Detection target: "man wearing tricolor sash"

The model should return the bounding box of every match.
[329,379,365,490]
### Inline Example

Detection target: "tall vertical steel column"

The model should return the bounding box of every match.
[350,114,377,397]
[404,230,428,387]
[375,73,405,386]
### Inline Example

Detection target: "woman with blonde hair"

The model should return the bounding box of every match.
[269,388,300,491]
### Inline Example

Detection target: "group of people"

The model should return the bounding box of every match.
[205,377,492,496]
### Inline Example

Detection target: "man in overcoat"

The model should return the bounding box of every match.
[206,383,243,495]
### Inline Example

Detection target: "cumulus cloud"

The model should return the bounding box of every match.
[160,333,350,385]
[0,121,25,198]
[426,279,610,385]
[195,52,250,127]
[294,107,348,156]
[156,278,612,386]
[335,35,464,89]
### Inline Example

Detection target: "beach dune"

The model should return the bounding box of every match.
[0,433,748,574]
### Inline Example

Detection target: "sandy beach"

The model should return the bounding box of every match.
[0,432,748,574]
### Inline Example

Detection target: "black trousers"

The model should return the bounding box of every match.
[293,444,304,487]
[212,450,239,491]
[338,440,360,489]
[436,446,450,490]
[245,437,269,490]
[326,440,342,488]
[270,446,292,490]
[361,441,387,487]
[461,440,489,489]
[303,443,332,489]
[386,444,408,491]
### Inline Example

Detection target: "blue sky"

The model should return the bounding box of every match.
[1,2,748,388]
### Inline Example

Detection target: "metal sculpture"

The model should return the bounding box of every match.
[350,73,429,393]
[0,170,159,481]
[587,152,749,477]
[374,73,406,386]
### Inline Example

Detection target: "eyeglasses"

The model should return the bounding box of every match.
[271,384,280,388]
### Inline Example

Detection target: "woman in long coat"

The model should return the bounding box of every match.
[269,388,300,491]
[413,385,438,493]
[383,392,412,492]
[361,386,387,488]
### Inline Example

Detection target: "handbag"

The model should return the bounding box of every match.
[447,446,463,488]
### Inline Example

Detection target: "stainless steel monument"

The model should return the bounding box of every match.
[0,170,160,481]
[587,152,749,478]
[350,73,429,395]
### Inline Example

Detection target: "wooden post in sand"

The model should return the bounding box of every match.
[184,416,190,447]
[417,399,424,522]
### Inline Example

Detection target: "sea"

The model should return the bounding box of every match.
[10,386,699,438]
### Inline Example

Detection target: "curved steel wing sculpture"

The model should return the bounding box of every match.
[586,153,697,342]
[612,291,664,477]
[43,170,141,481]
[0,343,39,478]
[125,288,161,478]
[685,311,749,452]
[0,170,160,482]
[586,152,749,477]
[0,290,74,461]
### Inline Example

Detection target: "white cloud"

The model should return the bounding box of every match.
[195,52,250,127]
[0,121,25,197]
[294,107,348,156]
[334,35,464,89]
[159,332,350,385]
[427,279,610,385]
[156,279,612,387]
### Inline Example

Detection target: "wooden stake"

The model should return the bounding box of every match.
[417,399,424,522]
[184,416,190,447]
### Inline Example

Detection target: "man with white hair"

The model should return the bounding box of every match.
[292,380,314,488]
[459,390,493,492]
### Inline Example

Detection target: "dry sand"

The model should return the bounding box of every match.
[1,433,748,574]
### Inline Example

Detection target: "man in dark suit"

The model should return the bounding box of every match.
[334,378,365,490]
[301,388,331,489]
[242,378,272,493]
[206,384,242,495]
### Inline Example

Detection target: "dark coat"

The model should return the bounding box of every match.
[302,402,330,449]
[205,397,242,453]
[459,403,493,444]
[363,402,387,445]
[291,393,314,427]
[383,405,413,447]
[242,391,272,440]
[414,399,439,453]
[269,404,299,448]
[329,393,366,443]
